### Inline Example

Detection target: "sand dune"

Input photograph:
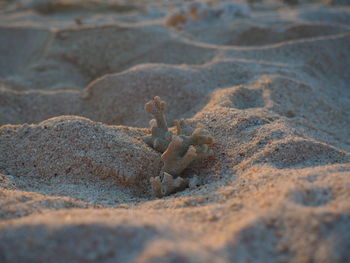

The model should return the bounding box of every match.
[0,0,350,262]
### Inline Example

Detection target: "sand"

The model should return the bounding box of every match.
[0,0,350,262]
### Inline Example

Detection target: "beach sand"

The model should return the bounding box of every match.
[0,0,350,262]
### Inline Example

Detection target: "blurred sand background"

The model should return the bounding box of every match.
[0,0,350,262]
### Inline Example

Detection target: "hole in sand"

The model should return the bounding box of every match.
[228,87,265,110]
[289,187,333,207]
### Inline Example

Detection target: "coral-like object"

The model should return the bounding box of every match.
[150,172,188,198]
[143,96,214,197]
[142,96,172,152]
[174,119,193,136]
[161,129,214,177]
[150,130,213,197]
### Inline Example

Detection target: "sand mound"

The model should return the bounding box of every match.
[0,116,162,198]
[0,0,349,262]
[0,59,289,126]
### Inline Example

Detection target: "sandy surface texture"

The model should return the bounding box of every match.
[1,0,350,262]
